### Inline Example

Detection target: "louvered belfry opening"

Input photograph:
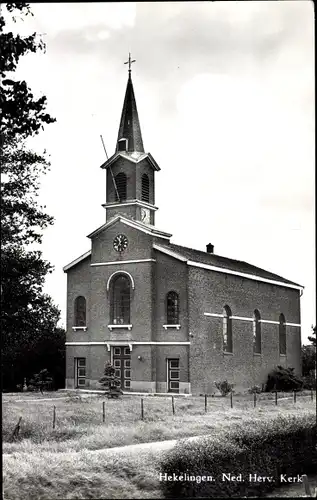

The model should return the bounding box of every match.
[111,275,131,324]
[141,173,150,203]
[115,172,127,201]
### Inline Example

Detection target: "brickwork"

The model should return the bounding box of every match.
[188,266,301,393]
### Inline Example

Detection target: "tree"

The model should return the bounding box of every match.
[301,344,316,377]
[99,362,123,398]
[28,369,53,394]
[0,3,55,145]
[1,3,64,391]
[308,325,316,347]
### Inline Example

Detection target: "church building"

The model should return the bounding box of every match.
[64,58,303,394]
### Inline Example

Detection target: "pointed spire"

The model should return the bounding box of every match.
[116,54,144,153]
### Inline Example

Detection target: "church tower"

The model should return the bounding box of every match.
[101,54,160,226]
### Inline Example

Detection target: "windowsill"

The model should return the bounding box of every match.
[108,324,132,331]
[223,351,233,355]
[163,324,181,330]
[253,352,262,357]
[279,354,286,357]
[72,326,88,332]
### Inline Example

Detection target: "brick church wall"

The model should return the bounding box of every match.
[188,266,301,394]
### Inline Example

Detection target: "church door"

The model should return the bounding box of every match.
[112,346,131,391]
[167,358,180,393]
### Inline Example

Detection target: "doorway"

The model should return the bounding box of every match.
[112,346,131,390]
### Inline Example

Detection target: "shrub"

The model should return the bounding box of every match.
[214,380,234,396]
[99,362,123,398]
[160,414,317,498]
[265,366,303,392]
[303,374,317,390]
[248,385,262,394]
[28,369,54,393]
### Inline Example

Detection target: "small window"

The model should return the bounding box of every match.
[124,347,131,356]
[166,291,179,325]
[253,309,261,354]
[141,174,150,203]
[114,369,121,378]
[118,138,128,152]
[113,360,121,368]
[279,313,286,355]
[124,369,131,379]
[124,380,131,388]
[223,305,233,353]
[124,360,131,368]
[170,370,179,380]
[74,296,86,327]
[78,368,86,377]
[114,347,121,356]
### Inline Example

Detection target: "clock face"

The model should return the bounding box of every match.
[141,208,150,224]
[113,234,128,252]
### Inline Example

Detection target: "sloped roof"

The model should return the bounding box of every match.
[100,150,160,171]
[154,242,303,288]
[116,73,144,153]
[63,250,91,272]
[87,214,172,240]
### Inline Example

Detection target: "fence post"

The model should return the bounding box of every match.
[275,390,278,406]
[230,391,233,408]
[254,392,256,408]
[302,475,311,496]
[53,405,56,429]
[311,388,314,401]
[141,398,144,420]
[171,396,175,415]
[205,394,207,413]
[102,401,105,422]
[293,390,297,403]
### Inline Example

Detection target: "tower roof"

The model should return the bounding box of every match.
[116,72,145,153]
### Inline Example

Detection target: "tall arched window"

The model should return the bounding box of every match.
[223,305,233,353]
[253,309,261,354]
[141,174,150,203]
[279,313,286,355]
[166,291,179,324]
[111,275,131,324]
[115,172,127,202]
[74,296,86,326]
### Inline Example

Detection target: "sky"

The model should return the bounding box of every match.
[4,1,315,342]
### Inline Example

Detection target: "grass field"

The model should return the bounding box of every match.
[2,391,316,499]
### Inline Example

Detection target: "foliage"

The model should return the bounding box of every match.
[0,3,64,391]
[302,375,316,390]
[28,369,53,393]
[308,325,316,347]
[0,3,56,144]
[214,380,234,396]
[302,344,316,377]
[248,385,262,394]
[160,414,317,498]
[99,362,123,398]
[265,366,303,392]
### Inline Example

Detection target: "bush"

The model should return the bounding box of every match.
[303,374,317,390]
[248,385,262,394]
[214,380,234,396]
[160,414,317,498]
[265,366,303,392]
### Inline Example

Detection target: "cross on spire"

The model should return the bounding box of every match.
[124,52,136,75]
